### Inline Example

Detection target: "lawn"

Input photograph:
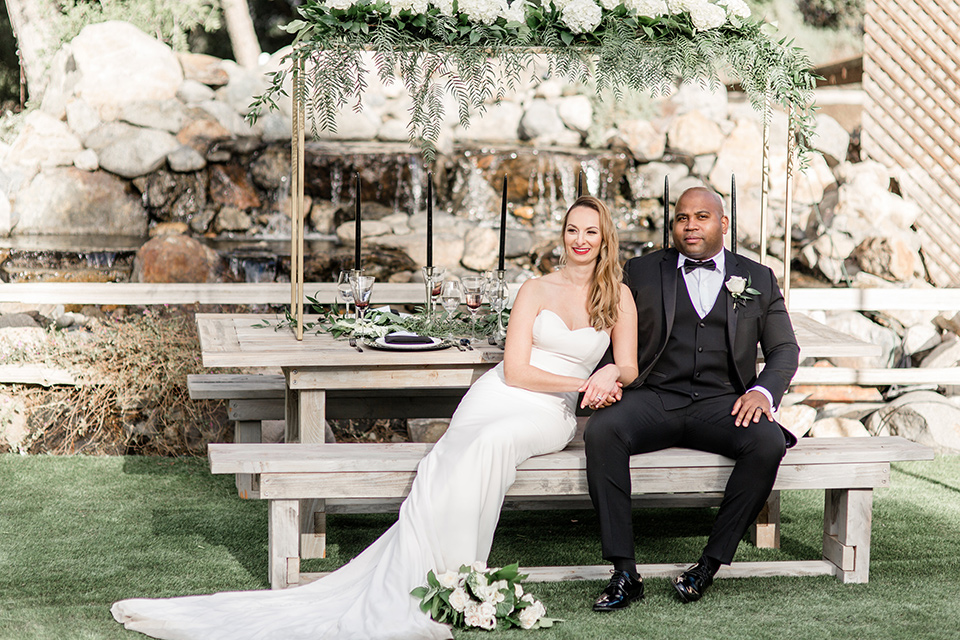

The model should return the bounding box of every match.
[1,453,958,639]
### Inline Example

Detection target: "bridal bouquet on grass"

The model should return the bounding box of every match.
[412,562,560,630]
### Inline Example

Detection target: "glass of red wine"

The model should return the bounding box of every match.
[460,276,485,339]
[349,274,375,322]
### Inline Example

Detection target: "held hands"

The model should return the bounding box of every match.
[579,365,623,410]
[731,390,773,427]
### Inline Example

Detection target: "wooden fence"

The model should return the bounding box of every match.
[862,0,960,286]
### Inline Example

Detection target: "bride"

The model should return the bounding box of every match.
[112,195,639,639]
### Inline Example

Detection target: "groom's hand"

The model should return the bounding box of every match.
[593,385,622,409]
[731,390,773,427]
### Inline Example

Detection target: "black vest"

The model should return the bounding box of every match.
[646,274,736,409]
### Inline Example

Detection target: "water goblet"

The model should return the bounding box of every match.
[337,270,356,319]
[350,275,375,322]
[421,265,446,326]
[460,276,485,339]
[439,280,463,341]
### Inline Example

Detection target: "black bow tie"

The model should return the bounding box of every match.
[683,259,717,274]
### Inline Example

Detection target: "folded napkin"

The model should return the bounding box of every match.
[384,332,435,345]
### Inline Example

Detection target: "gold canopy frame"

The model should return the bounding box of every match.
[287,75,800,339]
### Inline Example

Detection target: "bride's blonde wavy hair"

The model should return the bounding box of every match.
[558,196,622,331]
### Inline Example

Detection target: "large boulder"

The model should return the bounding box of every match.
[708,119,763,193]
[810,417,871,438]
[12,167,147,236]
[64,21,182,113]
[454,103,523,143]
[810,113,850,166]
[865,390,960,454]
[132,235,231,283]
[667,110,724,157]
[5,111,83,170]
[614,120,667,163]
[98,127,181,179]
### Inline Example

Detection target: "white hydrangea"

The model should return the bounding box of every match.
[390,0,430,14]
[561,0,603,33]
[666,0,688,14]
[717,0,750,18]
[625,0,668,18]
[431,0,456,15]
[449,586,471,612]
[325,0,355,9]
[458,0,509,24]
[688,0,727,29]
[518,599,547,629]
[504,0,528,23]
[598,0,622,9]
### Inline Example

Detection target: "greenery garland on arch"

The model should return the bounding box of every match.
[249,0,818,162]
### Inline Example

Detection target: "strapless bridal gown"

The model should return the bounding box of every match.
[112,310,610,640]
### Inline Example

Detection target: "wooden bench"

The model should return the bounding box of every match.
[208,435,934,589]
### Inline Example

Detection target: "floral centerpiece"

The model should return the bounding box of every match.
[250,0,817,160]
[412,562,559,630]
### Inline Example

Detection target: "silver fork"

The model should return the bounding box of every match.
[349,337,363,352]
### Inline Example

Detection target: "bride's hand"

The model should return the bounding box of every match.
[579,365,621,409]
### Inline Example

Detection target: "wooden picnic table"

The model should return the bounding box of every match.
[197,312,880,444]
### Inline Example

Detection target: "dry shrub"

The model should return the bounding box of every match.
[9,307,230,455]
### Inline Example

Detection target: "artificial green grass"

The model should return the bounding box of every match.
[1,454,958,639]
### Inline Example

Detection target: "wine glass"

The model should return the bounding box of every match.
[337,270,356,319]
[460,276,485,339]
[440,280,463,341]
[350,274,375,322]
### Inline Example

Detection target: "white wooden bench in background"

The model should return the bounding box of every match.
[208,436,934,589]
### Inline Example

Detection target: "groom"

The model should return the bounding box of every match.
[585,186,799,610]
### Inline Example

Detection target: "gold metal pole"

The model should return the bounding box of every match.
[783,109,796,310]
[758,95,771,267]
[291,55,306,339]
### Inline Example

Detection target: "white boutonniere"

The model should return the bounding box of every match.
[725,275,760,308]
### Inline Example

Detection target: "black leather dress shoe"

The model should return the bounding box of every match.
[673,561,714,603]
[593,570,644,611]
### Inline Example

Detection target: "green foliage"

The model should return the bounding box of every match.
[55,0,223,51]
[249,0,817,163]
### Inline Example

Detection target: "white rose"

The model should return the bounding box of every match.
[432,0,456,14]
[471,560,488,573]
[717,0,750,17]
[504,0,527,22]
[437,570,460,589]
[458,0,509,24]
[726,275,747,295]
[464,603,483,627]
[625,0,668,16]
[561,0,603,33]
[521,593,535,603]
[518,600,546,629]
[514,583,524,598]
[449,586,471,612]
[688,1,726,29]
[598,0,621,9]
[325,0,355,8]
[479,601,497,619]
[390,0,430,14]
[480,615,497,630]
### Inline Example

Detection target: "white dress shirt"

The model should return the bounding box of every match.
[676,250,775,410]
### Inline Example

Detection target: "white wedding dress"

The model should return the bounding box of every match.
[112,309,610,640]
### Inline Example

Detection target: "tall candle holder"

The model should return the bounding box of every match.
[421,265,445,328]
[489,269,509,347]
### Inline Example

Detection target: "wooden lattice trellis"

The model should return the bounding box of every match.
[862,0,960,286]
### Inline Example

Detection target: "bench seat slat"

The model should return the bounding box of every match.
[207,437,934,475]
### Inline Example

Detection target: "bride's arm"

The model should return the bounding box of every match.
[578,283,639,408]
[501,280,590,393]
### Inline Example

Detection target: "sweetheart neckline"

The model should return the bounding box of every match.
[537,309,605,335]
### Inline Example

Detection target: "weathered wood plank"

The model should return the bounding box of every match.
[0,365,77,387]
[298,560,837,586]
[791,367,960,386]
[208,437,934,475]
[268,500,299,590]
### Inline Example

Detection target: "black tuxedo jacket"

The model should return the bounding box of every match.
[623,248,799,410]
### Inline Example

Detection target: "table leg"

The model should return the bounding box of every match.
[822,488,873,583]
[284,386,329,559]
[751,490,781,549]
[234,420,262,499]
[269,499,300,589]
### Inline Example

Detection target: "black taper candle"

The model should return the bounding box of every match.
[354,172,361,270]
[731,174,737,255]
[426,173,433,268]
[498,176,507,271]
[663,175,669,248]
